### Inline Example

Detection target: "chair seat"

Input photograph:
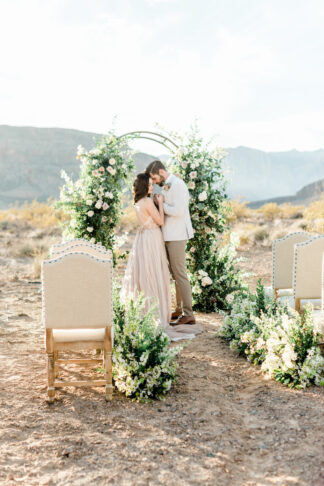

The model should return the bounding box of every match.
[278,295,295,308]
[312,310,324,335]
[53,328,105,342]
[277,288,293,297]
[300,299,322,310]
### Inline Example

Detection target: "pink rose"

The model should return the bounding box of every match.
[99,166,105,172]
[103,202,109,210]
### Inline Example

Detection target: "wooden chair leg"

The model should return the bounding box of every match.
[54,351,59,378]
[104,350,113,401]
[47,352,55,402]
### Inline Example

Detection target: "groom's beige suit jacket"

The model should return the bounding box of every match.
[162,174,194,242]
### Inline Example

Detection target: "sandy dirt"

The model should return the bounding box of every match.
[0,225,324,486]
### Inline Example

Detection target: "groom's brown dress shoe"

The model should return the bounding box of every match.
[171,309,183,320]
[172,315,196,326]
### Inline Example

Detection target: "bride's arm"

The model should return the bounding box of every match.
[146,197,164,226]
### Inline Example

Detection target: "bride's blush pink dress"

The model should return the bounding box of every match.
[120,199,202,342]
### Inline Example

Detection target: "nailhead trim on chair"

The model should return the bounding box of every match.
[41,252,114,331]
[293,235,324,300]
[271,232,311,290]
[51,238,103,250]
[51,243,113,258]
[50,240,112,257]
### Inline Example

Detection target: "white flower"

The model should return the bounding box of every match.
[198,270,208,277]
[103,202,109,210]
[90,237,96,244]
[87,210,94,217]
[201,276,212,287]
[86,199,93,206]
[188,181,195,190]
[92,159,98,165]
[87,226,93,232]
[95,200,103,209]
[105,191,114,199]
[107,166,116,175]
[90,148,101,156]
[199,191,207,202]
[122,164,127,170]
[92,170,99,177]
[189,171,197,179]
[109,158,116,165]
[181,161,187,169]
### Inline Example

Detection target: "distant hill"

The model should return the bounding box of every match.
[249,178,324,208]
[224,146,324,201]
[0,125,155,208]
[0,125,324,208]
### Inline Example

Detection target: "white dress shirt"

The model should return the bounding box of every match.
[162,174,194,242]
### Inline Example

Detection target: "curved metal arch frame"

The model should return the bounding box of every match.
[117,130,179,152]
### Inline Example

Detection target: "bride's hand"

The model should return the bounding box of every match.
[156,194,164,205]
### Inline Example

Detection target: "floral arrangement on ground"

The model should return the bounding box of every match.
[111,288,183,401]
[219,280,324,389]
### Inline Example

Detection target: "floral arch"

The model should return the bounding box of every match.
[57,127,245,313]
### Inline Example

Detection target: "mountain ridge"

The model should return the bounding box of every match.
[0,125,323,208]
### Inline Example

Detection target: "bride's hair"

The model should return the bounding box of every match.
[133,173,150,203]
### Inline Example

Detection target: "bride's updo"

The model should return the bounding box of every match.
[133,173,150,203]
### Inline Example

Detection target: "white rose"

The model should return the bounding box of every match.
[199,191,207,202]
[190,171,197,179]
[102,202,109,210]
[181,161,187,169]
[92,159,98,165]
[86,200,93,206]
[109,158,116,165]
[87,210,94,217]
[90,148,101,156]
[90,237,96,244]
[87,227,94,233]
[107,166,116,175]
[122,164,127,170]
[105,191,114,199]
[201,276,212,287]
[189,181,195,190]
[95,200,103,209]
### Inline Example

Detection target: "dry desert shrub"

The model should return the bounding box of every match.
[257,203,281,221]
[279,203,304,219]
[303,195,324,233]
[254,228,270,243]
[118,206,138,232]
[224,199,251,223]
[0,199,69,229]
[304,196,324,220]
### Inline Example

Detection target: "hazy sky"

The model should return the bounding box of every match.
[1,0,324,152]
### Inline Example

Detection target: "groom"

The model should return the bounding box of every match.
[146,160,195,325]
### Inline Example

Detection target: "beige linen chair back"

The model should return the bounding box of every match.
[272,232,311,291]
[50,239,112,258]
[293,235,324,310]
[42,252,113,329]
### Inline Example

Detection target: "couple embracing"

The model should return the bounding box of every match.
[121,160,202,341]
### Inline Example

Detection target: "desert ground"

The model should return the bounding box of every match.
[0,203,324,486]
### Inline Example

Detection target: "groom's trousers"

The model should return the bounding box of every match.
[165,240,193,317]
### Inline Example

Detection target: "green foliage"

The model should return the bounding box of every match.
[56,133,135,256]
[219,283,324,388]
[168,126,246,312]
[112,287,183,401]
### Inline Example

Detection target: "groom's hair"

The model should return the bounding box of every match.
[145,160,166,175]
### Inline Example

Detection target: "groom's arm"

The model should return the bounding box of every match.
[163,183,187,217]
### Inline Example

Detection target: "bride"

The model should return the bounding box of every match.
[121,172,201,342]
